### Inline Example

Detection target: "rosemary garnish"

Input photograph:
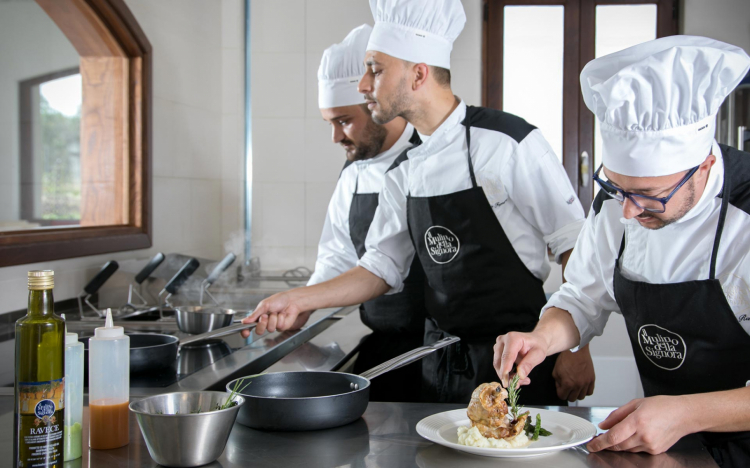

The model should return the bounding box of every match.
[507,373,522,421]
[216,375,257,411]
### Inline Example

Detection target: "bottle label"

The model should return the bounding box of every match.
[17,378,64,467]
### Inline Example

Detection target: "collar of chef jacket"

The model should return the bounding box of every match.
[407,100,467,160]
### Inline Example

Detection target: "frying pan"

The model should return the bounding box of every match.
[80,322,257,374]
[226,336,460,431]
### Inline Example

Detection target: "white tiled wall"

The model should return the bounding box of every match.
[0,0,245,315]
[249,0,483,269]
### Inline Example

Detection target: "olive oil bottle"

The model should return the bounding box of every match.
[14,270,65,468]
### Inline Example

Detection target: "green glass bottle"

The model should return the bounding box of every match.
[14,270,65,468]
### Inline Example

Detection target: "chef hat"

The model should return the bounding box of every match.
[581,35,750,177]
[366,0,466,69]
[318,24,372,109]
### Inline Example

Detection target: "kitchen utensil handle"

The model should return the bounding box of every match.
[359,336,460,380]
[164,258,200,295]
[204,253,237,286]
[83,261,119,295]
[179,322,257,346]
[134,253,165,284]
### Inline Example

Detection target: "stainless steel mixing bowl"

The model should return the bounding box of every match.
[129,391,245,467]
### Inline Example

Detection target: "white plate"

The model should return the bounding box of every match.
[416,408,597,458]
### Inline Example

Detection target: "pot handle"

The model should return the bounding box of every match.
[359,336,460,380]
[179,322,257,347]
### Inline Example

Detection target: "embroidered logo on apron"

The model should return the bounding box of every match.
[638,324,687,370]
[424,226,460,264]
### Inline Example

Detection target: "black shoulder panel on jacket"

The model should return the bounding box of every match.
[338,159,353,179]
[720,144,750,216]
[408,128,422,146]
[592,189,607,216]
[387,146,412,173]
[461,106,537,143]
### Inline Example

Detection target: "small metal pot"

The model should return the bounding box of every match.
[174,306,235,334]
[130,391,244,467]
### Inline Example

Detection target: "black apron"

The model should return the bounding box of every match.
[348,163,427,403]
[614,151,750,467]
[406,121,564,405]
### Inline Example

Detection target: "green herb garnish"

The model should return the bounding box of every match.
[507,374,522,420]
[218,375,257,411]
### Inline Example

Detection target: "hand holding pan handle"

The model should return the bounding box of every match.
[134,253,165,284]
[83,261,119,295]
[359,336,460,381]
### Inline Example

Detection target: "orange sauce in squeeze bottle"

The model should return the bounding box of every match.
[88,309,129,450]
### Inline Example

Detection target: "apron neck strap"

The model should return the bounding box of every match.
[465,124,477,188]
[710,164,731,279]
[616,162,731,280]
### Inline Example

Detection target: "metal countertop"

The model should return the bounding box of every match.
[0,398,717,467]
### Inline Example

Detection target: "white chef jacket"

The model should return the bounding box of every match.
[308,123,416,286]
[358,100,586,293]
[545,142,750,346]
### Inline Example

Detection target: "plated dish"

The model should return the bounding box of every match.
[416,408,596,458]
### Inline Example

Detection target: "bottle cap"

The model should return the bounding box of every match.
[28,270,54,290]
[94,309,124,339]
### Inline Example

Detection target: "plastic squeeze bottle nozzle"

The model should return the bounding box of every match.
[88,309,130,450]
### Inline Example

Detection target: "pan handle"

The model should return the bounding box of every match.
[204,253,237,287]
[83,261,119,295]
[359,336,460,381]
[163,258,200,295]
[179,322,257,347]
[134,253,165,284]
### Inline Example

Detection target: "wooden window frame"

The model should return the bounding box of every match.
[2,0,152,267]
[483,0,677,211]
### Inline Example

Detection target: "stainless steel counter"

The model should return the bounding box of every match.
[0,398,716,467]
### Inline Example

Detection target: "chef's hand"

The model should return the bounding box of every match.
[552,344,595,402]
[587,395,691,455]
[493,331,550,387]
[240,292,312,337]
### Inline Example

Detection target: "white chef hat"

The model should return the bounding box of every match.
[318,24,372,109]
[366,0,466,70]
[581,35,750,177]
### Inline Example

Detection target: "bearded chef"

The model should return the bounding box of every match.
[244,0,593,405]
[309,24,425,402]
[493,36,750,466]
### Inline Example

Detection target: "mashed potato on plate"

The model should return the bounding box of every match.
[457,425,532,449]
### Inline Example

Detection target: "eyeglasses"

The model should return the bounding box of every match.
[593,164,699,213]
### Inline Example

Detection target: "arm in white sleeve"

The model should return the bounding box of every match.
[504,130,586,262]
[307,175,359,286]
[357,163,415,294]
[542,205,621,347]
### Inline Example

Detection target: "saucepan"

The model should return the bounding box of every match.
[226,336,460,431]
[167,253,255,334]
[80,322,257,374]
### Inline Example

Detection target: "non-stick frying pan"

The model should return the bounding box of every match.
[80,322,257,374]
[226,336,460,431]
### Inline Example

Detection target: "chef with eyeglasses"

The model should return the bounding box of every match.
[308,24,425,402]
[244,0,593,406]
[494,36,750,465]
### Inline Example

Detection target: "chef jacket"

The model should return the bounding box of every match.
[357,100,586,293]
[545,142,750,346]
[308,123,416,286]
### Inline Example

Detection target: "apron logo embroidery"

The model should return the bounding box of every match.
[638,324,686,371]
[424,226,460,264]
